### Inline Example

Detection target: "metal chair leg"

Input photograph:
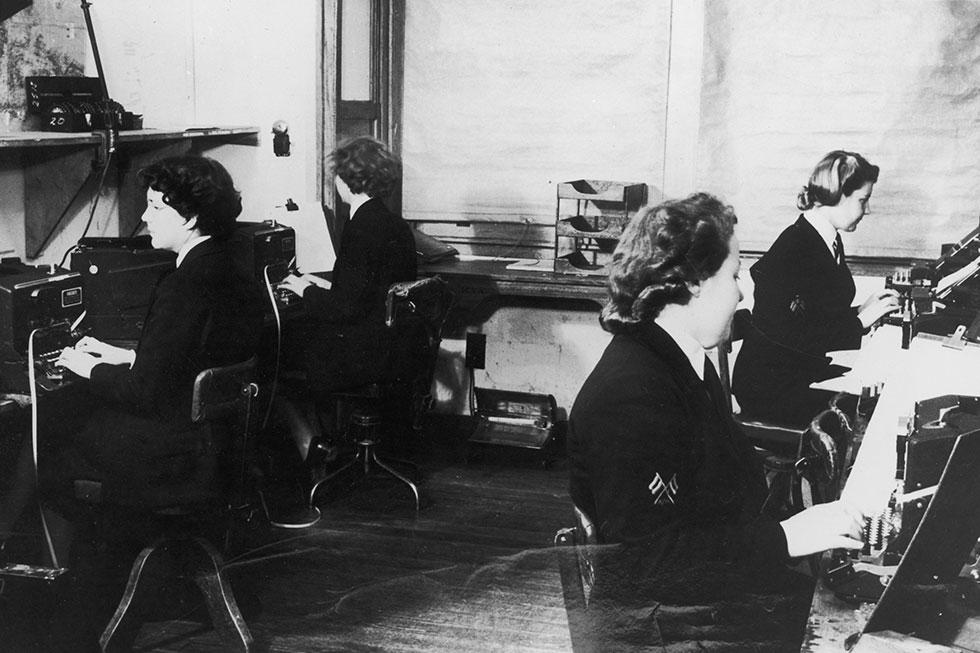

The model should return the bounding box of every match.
[308,451,361,506]
[190,537,253,653]
[370,449,421,512]
[99,543,161,652]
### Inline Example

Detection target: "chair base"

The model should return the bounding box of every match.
[309,439,420,512]
[99,536,252,653]
[268,504,322,530]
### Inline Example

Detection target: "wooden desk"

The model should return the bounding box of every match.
[420,258,607,327]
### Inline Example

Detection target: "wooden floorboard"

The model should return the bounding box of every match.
[2,416,577,652]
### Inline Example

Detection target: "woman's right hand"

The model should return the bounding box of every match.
[73,336,136,367]
[858,289,901,328]
[779,499,865,558]
[279,274,313,296]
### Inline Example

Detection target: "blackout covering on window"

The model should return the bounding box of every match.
[698,0,980,258]
[400,0,671,226]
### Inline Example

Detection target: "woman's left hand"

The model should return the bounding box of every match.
[56,347,100,379]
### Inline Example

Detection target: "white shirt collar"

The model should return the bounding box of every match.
[175,235,210,268]
[655,313,705,381]
[348,194,371,219]
[803,212,838,260]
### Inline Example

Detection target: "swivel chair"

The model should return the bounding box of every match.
[308,276,454,512]
[98,357,260,653]
[554,504,599,653]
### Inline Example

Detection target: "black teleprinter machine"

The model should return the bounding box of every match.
[0,258,86,394]
[824,395,980,604]
[887,223,980,345]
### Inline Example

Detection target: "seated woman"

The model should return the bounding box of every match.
[568,192,865,649]
[43,155,264,553]
[733,150,900,426]
[277,137,416,450]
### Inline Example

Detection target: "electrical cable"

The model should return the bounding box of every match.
[53,149,114,270]
[27,327,63,568]
[72,149,114,245]
[261,264,283,432]
[29,168,97,261]
[492,218,532,262]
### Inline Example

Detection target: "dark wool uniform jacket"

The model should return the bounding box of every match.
[733,215,863,421]
[287,197,417,396]
[43,237,264,508]
[302,197,417,325]
[568,321,813,648]
[569,321,790,583]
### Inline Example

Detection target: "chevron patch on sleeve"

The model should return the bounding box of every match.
[647,472,678,505]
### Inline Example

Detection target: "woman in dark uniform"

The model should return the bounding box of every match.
[279,136,417,403]
[50,155,264,530]
[272,137,416,477]
[733,150,900,426]
[568,192,865,650]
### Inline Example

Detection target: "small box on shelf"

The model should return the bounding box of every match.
[554,179,646,276]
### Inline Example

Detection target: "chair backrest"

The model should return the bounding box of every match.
[554,505,599,652]
[383,276,454,421]
[191,356,260,504]
[797,408,853,505]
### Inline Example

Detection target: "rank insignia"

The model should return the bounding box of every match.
[789,295,805,315]
[648,472,678,505]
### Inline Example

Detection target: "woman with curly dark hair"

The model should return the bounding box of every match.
[568,192,865,649]
[0,155,263,621]
[276,137,416,461]
[43,154,265,522]
[279,136,415,327]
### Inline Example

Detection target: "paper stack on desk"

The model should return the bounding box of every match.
[840,327,980,515]
[813,325,903,395]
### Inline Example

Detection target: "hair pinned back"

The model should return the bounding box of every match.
[600,192,737,333]
[797,150,879,211]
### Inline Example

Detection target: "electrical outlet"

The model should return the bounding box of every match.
[465,332,486,369]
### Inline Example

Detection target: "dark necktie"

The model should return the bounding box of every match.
[833,233,844,265]
[702,356,729,418]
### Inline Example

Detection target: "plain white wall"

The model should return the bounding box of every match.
[1,0,324,266]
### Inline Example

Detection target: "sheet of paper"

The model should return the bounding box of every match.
[811,325,904,394]
[841,332,980,515]
[935,252,980,297]
[272,200,336,274]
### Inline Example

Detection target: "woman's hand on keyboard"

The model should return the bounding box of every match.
[56,347,99,379]
[279,273,312,296]
[74,336,136,368]
[779,499,866,558]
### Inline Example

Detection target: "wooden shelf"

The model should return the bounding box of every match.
[0,126,259,149]
[3,126,261,259]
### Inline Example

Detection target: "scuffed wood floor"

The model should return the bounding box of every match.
[9,416,576,652]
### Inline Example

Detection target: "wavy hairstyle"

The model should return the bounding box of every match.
[600,192,737,333]
[329,136,401,198]
[138,155,242,239]
[797,150,879,211]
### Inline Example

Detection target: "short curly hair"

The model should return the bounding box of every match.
[329,136,401,199]
[138,155,242,239]
[797,150,879,211]
[600,192,737,333]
